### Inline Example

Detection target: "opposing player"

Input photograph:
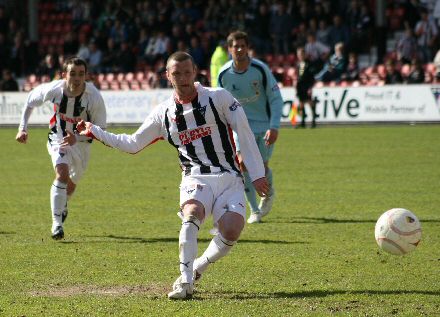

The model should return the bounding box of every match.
[218,31,283,223]
[76,52,268,299]
[15,57,107,240]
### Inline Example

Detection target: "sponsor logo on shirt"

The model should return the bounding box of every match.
[179,126,212,145]
[271,84,280,91]
[59,113,83,124]
[229,101,241,111]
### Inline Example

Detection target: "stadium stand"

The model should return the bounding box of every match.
[0,0,439,91]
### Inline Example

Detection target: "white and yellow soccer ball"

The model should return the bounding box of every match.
[374,208,422,255]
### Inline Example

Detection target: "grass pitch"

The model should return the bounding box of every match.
[0,125,439,316]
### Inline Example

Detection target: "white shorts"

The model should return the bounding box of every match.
[179,172,246,225]
[47,141,91,184]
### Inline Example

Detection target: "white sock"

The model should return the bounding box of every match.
[179,216,200,283]
[51,180,67,231]
[194,233,236,274]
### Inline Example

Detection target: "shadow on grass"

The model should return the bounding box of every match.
[198,289,440,300]
[272,217,440,224]
[65,235,307,245]
[0,231,15,235]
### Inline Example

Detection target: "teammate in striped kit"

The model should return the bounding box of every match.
[15,57,107,240]
[218,31,284,224]
[77,52,268,299]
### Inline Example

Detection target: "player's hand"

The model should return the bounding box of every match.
[15,130,28,144]
[61,130,76,148]
[77,120,93,135]
[253,177,269,197]
[236,153,247,172]
[264,129,278,146]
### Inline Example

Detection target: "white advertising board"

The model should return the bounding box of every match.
[1,85,439,126]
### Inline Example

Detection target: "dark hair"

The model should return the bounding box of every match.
[62,56,88,73]
[166,51,195,69]
[227,31,249,47]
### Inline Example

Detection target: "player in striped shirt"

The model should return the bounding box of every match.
[16,57,107,240]
[218,31,284,224]
[77,52,268,299]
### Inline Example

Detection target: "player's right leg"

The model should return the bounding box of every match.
[51,163,69,240]
[168,199,205,300]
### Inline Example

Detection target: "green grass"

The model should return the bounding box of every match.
[0,125,439,316]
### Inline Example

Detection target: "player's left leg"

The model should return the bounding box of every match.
[193,174,245,279]
[51,163,69,240]
[62,179,76,224]
[258,140,275,218]
[259,162,275,217]
[193,211,244,277]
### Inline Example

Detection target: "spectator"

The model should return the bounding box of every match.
[115,41,135,73]
[316,19,331,47]
[304,32,330,74]
[0,69,19,91]
[405,58,425,83]
[414,7,438,63]
[63,31,79,56]
[101,37,119,73]
[315,42,347,83]
[152,66,171,89]
[88,40,103,73]
[0,33,10,74]
[341,52,359,82]
[77,33,90,62]
[249,2,272,55]
[433,48,440,80]
[396,28,418,65]
[188,36,206,69]
[384,60,403,84]
[269,2,292,55]
[37,53,59,79]
[327,15,350,49]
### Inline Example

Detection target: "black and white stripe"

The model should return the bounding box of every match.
[164,94,240,176]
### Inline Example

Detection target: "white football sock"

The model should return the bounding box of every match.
[194,233,236,274]
[51,180,67,231]
[179,216,200,283]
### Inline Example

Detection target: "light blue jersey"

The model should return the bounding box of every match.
[218,58,283,133]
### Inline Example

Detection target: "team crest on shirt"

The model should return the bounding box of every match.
[195,104,207,117]
[182,183,204,195]
[251,81,260,96]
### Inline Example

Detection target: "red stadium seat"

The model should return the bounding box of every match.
[105,73,115,82]
[116,72,124,82]
[100,81,110,90]
[110,81,121,90]
[120,81,130,90]
[400,64,411,77]
[125,72,134,81]
[135,71,145,81]
[130,81,141,90]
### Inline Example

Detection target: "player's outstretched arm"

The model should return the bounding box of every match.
[77,119,161,154]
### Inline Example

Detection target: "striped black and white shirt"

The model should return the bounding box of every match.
[19,80,107,144]
[88,83,265,181]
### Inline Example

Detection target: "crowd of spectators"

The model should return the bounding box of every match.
[0,0,439,91]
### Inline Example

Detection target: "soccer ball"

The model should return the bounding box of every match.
[374,208,422,255]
